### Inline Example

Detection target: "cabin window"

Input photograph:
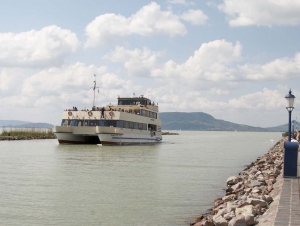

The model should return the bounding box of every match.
[99,120,119,127]
[61,119,70,126]
[138,123,143,130]
[123,121,129,128]
[129,121,134,129]
[143,124,147,130]
[134,122,138,129]
[89,120,99,126]
[70,120,78,126]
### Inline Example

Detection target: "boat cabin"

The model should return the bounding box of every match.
[118,97,154,106]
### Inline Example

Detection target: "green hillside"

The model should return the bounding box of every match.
[1,115,296,132]
[159,112,275,132]
[0,120,53,128]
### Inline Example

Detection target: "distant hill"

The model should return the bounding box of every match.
[159,112,288,132]
[265,121,299,132]
[0,120,53,128]
[0,115,297,132]
[0,120,31,127]
[18,123,54,128]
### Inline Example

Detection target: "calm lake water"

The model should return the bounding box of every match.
[0,131,282,226]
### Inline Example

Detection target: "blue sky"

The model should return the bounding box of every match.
[0,0,300,127]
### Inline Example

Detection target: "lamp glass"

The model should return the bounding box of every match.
[286,97,295,108]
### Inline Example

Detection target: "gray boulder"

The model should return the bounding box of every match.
[246,198,267,208]
[227,176,238,185]
[243,213,254,226]
[213,215,229,226]
[228,215,246,226]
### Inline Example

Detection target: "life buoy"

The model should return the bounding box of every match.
[88,111,93,117]
[68,111,72,116]
[109,111,114,117]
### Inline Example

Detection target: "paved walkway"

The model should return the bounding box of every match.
[274,145,300,226]
[274,178,300,225]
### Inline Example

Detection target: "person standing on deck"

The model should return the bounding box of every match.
[100,107,105,118]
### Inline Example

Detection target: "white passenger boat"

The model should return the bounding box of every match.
[53,78,162,145]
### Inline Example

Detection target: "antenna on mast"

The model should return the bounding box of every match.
[92,74,99,107]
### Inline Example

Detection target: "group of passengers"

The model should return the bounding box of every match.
[65,106,78,111]
[291,132,300,143]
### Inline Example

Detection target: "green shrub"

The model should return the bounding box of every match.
[0,128,54,138]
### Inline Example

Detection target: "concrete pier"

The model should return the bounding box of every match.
[274,145,300,226]
[274,178,300,225]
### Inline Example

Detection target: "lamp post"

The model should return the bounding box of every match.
[285,89,295,142]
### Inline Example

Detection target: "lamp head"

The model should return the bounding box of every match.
[285,89,295,112]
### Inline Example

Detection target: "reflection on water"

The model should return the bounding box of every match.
[0,132,282,226]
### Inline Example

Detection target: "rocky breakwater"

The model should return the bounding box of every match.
[191,138,285,226]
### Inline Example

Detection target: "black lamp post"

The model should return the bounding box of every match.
[285,89,295,142]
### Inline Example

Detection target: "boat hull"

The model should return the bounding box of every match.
[53,126,161,145]
[96,127,162,145]
[98,133,162,145]
[53,126,100,144]
[55,132,100,144]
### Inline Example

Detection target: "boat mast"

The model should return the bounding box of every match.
[93,74,99,107]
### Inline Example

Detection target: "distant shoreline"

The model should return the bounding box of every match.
[0,128,56,141]
[162,132,179,135]
[0,135,56,141]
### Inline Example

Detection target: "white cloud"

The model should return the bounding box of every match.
[152,39,242,81]
[219,0,300,27]
[210,88,229,96]
[228,88,285,110]
[0,62,139,122]
[180,9,208,25]
[0,25,80,68]
[240,53,300,81]
[20,63,118,98]
[0,68,26,95]
[145,39,300,83]
[103,46,163,77]
[84,2,186,48]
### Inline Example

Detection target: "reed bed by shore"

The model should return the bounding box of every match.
[0,127,56,140]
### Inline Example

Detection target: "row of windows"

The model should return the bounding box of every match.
[61,119,149,130]
[111,108,157,119]
[140,110,157,119]
[118,99,150,106]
